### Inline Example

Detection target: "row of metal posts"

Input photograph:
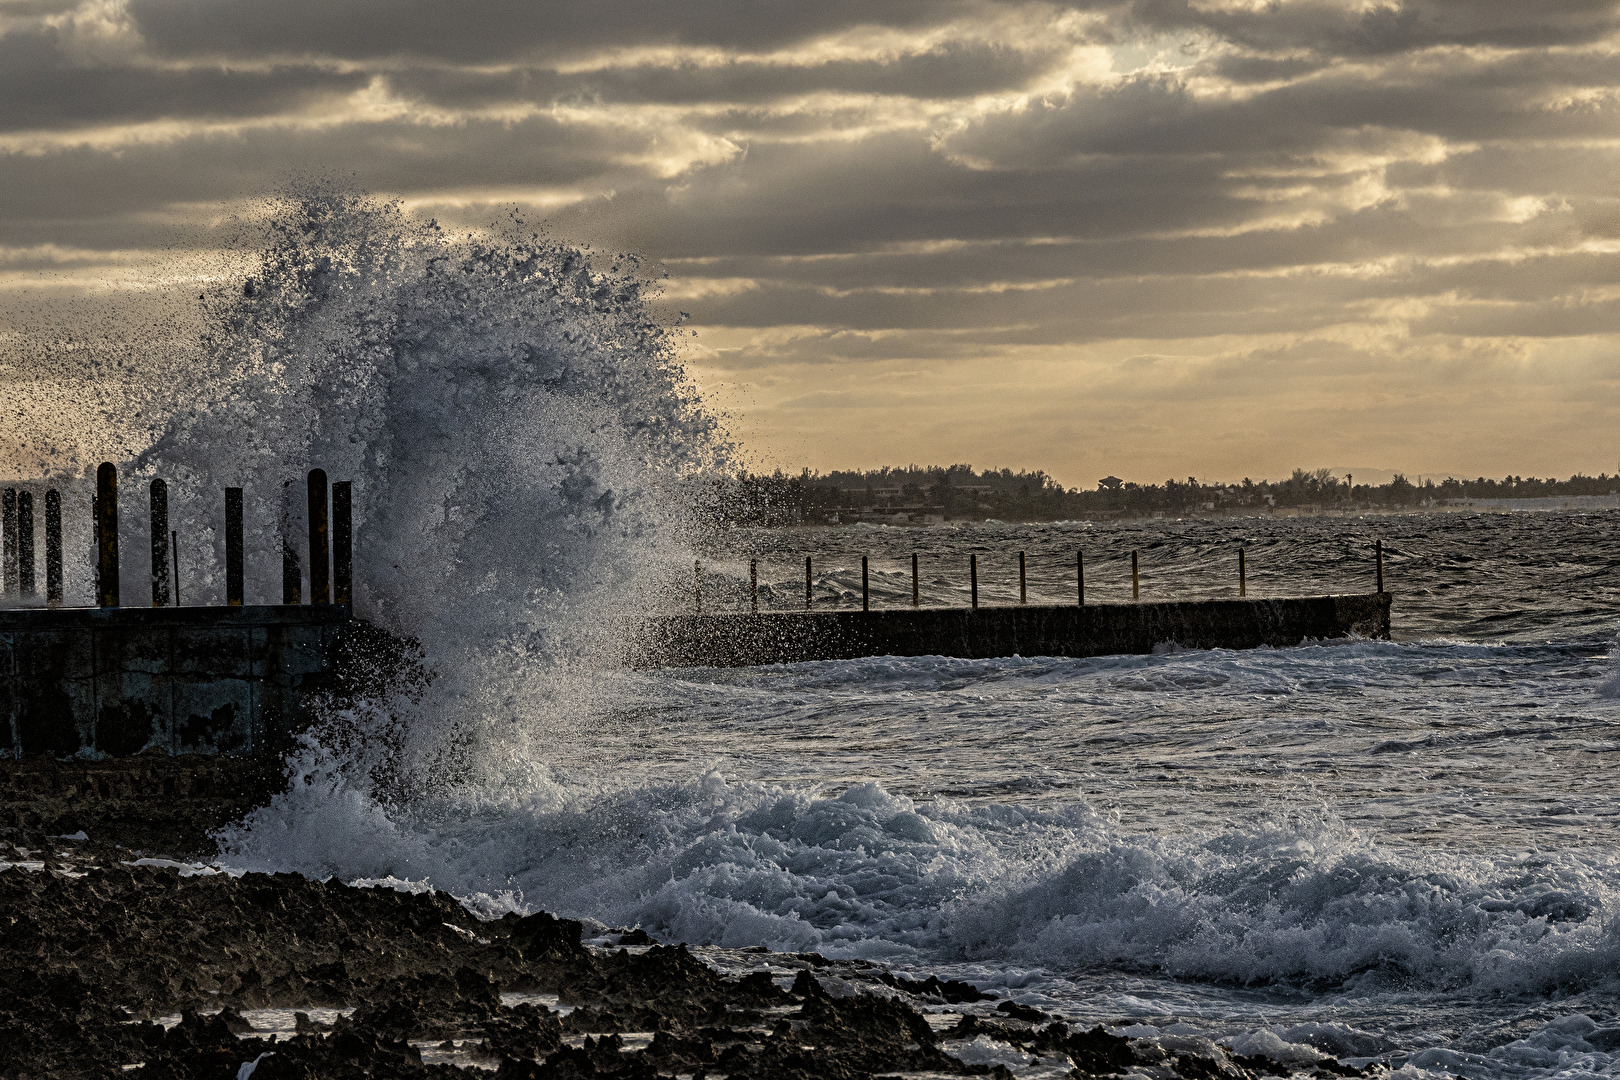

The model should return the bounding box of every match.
[0,488,64,602]
[81,463,353,608]
[698,539,1388,613]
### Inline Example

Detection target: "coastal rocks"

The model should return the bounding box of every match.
[0,849,1371,1079]
[0,753,285,856]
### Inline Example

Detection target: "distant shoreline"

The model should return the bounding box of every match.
[783,497,1620,527]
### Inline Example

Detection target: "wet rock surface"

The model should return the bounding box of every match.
[0,825,1372,1080]
[0,754,284,857]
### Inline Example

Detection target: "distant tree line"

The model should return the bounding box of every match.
[722,465,1620,525]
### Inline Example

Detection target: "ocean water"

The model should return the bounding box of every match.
[37,187,1620,1079]
[217,516,1620,1080]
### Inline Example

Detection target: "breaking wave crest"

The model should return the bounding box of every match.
[218,754,1620,1003]
[127,183,728,791]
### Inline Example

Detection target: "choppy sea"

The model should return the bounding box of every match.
[219,509,1620,1080]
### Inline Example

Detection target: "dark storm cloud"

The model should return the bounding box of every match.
[0,114,660,242]
[124,0,1022,62]
[1129,0,1620,56]
[386,42,1062,112]
[0,26,366,134]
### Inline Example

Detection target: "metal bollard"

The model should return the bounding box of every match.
[1131,550,1139,601]
[96,463,119,608]
[970,553,978,609]
[1239,547,1246,598]
[150,479,170,607]
[911,552,919,607]
[750,558,758,613]
[805,555,812,610]
[1077,549,1085,607]
[307,469,330,605]
[17,492,33,596]
[1019,550,1026,605]
[44,490,61,605]
[332,481,353,605]
[1376,538,1384,593]
[2,488,15,593]
[861,556,869,612]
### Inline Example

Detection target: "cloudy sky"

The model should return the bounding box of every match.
[2,0,1619,486]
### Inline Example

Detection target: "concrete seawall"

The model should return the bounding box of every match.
[0,606,358,758]
[629,593,1391,668]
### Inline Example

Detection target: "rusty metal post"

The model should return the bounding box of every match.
[911,552,919,607]
[750,558,758,613]
[1131,550,1139,601]
[44,490,61,606]
[225,487,244,606]
[150,479,170,607]
[1376,538,1384,593]
[970,553,978,609]
[862,555,869,611]
[307,469,330,605]
[805,555,812,610]
[96,463,119,607]
[17,492,34,596]
[2,488,15,593]
[1239,547,1246,597]
[1077,550,1085,606]
[1019,550,1026,605]
[332,481,353,605]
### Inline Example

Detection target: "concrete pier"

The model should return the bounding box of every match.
[0,605,356,758]
[629,592,1391,668]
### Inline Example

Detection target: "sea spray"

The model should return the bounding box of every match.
[100,182,735,794]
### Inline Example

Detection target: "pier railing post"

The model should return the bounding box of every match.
[44,490,61,606]
[225,488,244,606]
[150,479,170,607]
[911,552,919,607]
[970,553,978,609]
[1131,550,1139,601]
[1375,538,1384,593]
[1238,547,1246,597]
[307,469,330,605]
[805,556,812,610]
[17,492,34,597]
[862,556,869,611]
[281,480,301,605]
[750,558,758,614]
[332,481,352,605]
[96,462,119,608]
[2,488,15,593]
[1077,550,1084,607]
[1019,550,1026,605]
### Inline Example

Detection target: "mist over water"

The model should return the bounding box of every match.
[26,186,1620,1079]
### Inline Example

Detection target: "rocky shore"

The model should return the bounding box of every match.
[0,760,1372,1080]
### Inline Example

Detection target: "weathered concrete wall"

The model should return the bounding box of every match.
[0,606,353,758]
[630,593,1392,668]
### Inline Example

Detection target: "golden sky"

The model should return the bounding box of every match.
[2,0,1619,487]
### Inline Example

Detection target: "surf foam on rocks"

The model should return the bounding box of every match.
[0,838,1372,1080]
